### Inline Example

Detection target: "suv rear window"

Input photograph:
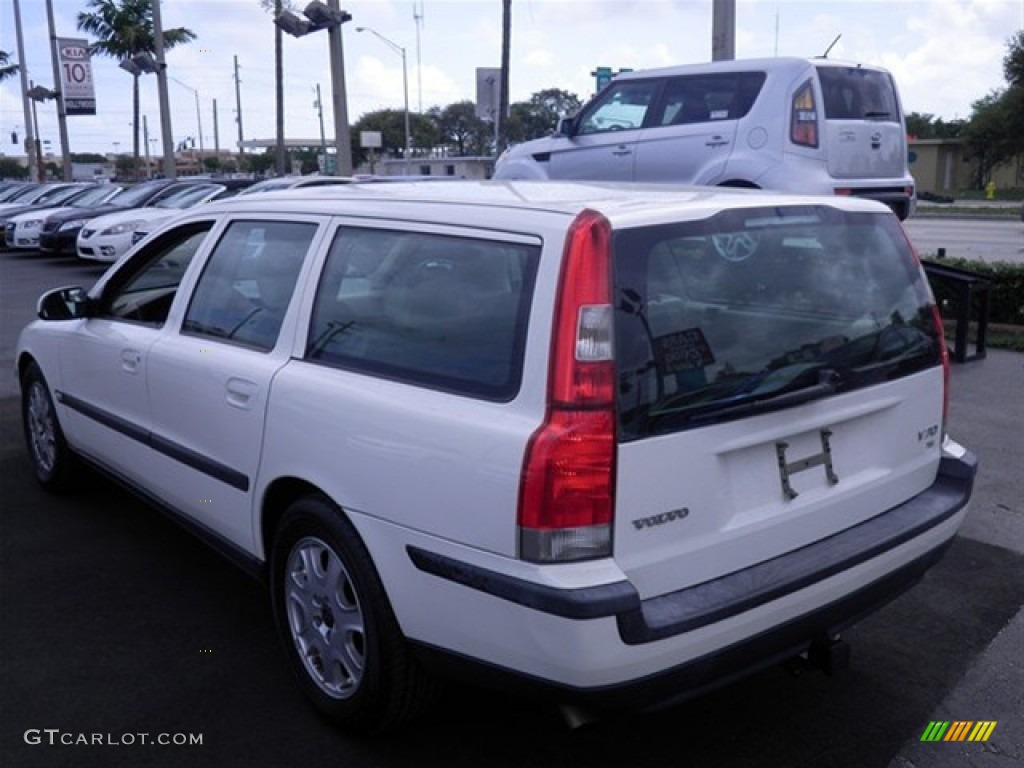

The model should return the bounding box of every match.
[613,206,941,440]
[817,66,899,121]
[306,227,539,401]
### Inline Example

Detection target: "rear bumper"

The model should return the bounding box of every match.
[413,539,954,710]
[841,187,916,220]
[407,451,975,703]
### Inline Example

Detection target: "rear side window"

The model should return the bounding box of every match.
[656,72,766,125]
[306,228,539,400]
[817,66,900,121]
[613,207,941,440]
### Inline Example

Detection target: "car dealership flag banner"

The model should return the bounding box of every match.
[57,38,96,116]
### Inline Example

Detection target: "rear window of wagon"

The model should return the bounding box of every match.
[612,206,942,440]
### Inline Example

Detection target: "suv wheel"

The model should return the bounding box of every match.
[270,494,437,732]
[21,361,77,491]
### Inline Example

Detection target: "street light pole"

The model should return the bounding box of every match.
[44,0,72,181]
[151,0,176,178]
[275,1,353,175]
[326,0,353,175]
[357,26,411,174]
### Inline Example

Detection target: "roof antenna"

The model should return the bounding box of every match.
[821,34,841,59]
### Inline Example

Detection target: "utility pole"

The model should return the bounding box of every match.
[194,90,204,154]
[315,83,327,172]
[213,98,220,160]
[143,114,151,177]
[29,82,45,181]
[233,55,245,161]
[12,0,39,182]
[151,0,176,178]
[326,0,353,175]
[711,0,736,61]
[44,0,72,181]
[498,0,510,153]
[413,1,424,113]
[274,0,286,176]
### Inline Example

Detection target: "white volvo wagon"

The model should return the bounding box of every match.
[17,181,975,732]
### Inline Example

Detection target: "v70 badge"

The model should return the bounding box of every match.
[775,429,839,500]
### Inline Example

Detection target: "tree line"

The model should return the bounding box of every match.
[906,30,1024,187]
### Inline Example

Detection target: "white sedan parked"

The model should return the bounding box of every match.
[77,183,244,263]
[5,185,123,250]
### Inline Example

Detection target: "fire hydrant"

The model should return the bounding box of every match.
[985,180,996,200]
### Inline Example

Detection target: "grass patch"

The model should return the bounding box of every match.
[913,205,1019,218]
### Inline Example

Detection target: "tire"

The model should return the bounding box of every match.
[21,361,77,492]
[270,494,437,733]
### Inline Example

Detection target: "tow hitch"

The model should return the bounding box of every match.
[785,634,851,677]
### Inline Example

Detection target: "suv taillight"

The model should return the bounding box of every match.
[791,79,819,148]
[518,210,616,563]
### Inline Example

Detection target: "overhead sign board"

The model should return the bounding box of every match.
[57,38,96,116]
[475,67,502,121]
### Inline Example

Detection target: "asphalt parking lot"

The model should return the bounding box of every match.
[0,249,1022,768]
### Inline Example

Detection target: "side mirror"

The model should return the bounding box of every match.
[37,286,92,321]
[556,115,577,138]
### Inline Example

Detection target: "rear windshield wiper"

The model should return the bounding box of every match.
[864,110,891,118]
[649,365,842,428]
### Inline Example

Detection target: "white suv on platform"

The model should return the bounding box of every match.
[17,181,974,732]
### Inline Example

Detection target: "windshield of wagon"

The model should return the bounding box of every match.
[613,206,941,440]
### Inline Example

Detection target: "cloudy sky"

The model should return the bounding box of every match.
[1,0,1023,157]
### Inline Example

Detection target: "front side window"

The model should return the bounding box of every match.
[182,220,316,352]
[307,227,539,400]
[102,222,214,325]
[578,80,660,134]
[613,207,941,440]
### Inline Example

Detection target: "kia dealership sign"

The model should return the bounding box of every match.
[57,38,96,116]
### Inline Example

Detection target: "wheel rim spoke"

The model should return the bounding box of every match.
[27,384,56,472]
[285,535,365,699]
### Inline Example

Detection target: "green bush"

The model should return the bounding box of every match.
[925,258,1024,326]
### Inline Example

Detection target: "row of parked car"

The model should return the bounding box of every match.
[0,175,356,263]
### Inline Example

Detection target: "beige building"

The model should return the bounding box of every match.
[909,138,1023,195]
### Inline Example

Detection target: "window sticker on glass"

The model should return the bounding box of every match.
[655,328,715,373]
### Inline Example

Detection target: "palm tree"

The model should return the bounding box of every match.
[0,50,19,83]
[77,0,195,177]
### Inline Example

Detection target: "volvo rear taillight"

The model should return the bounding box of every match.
[790,79,819,148]
[518,210,616,563]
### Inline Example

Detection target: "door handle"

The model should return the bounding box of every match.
[612,147,633,157]
[226,377,258,410]
[120,349,142,373]
[705,137,729,148]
